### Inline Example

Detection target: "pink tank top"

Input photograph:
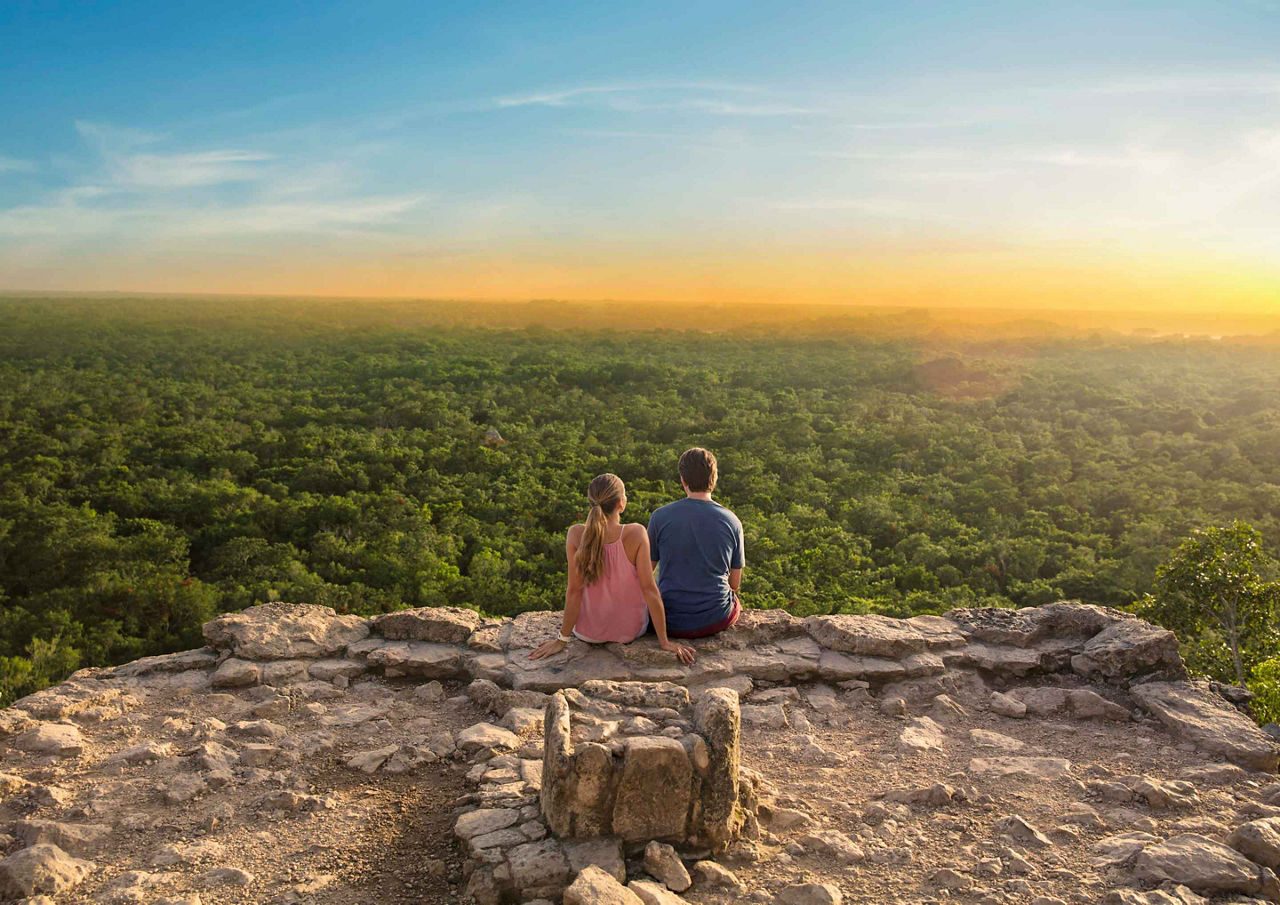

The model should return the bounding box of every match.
[574,538,650,643]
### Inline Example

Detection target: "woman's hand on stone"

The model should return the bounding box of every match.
[660,638,697,664]
[529,638,566,660]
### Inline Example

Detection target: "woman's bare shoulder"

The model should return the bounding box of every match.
[621,522,647,539]
[566,523,586,542]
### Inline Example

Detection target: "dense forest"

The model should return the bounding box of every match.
[3,296,1280,706]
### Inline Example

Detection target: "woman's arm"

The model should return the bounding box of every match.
[631,527,695,664]
[530,526,585,660]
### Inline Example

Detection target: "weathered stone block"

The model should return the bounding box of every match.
[202,603,369,660]
[693,686,742,852]
[612,737,692,841]
[372,606,481,643]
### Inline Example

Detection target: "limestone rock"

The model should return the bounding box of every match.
[565,865,643,905]
[629,879,688,905]
[372,605,480,643]
[899,716,945,753]
[817,651,906,683]
[503,707,545,735]
[107,741,172,765]
[13,820,111,856]
[1102,887,1207,904]
[947,601,1110,647]
[1069,688,1132,721]
[540,692,577,837]
[776,882,843,905]
[995,814,1053,848]
[0,843,94,899]
[1071,618,1184,681]
[989,692,1027,718]
[112,647,218,677]
[1229,817,1280,871]
[465,867,502,905]
[956,643,1044,676]
[581,680,690,710]
[456,808,521,840]
[508,645,635,692]
[612,737,692,841]
[210,657,260,688]
[202,867,254,886]
[306,658,365,681]
[798,830,865,862]
[365,641,463,678]
[507,837,569,891]
[644,841,691,892]
[457,722,520,752]
[346,745,399,774]
[1092,832,1160,869]
[968,756,1073,779]
[740,703,788,729]
[566,837,626,883]
[1133,833,1280,898]
[202,603,369,660]
[14,723,85,756]
[692,687,742,852]
[1133,778,1199,809]
[692,860,741,888]
[1132,681,1279,771]
[929,868,972,890]
[1012,686,1068,716]
[969,729,1025,750]
[805,614,929,658]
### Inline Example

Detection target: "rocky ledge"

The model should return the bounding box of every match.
[84,599,1275,772]
[2,600,1279,905]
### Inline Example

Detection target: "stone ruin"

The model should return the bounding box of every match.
[540,681,756,853]
[7,598,1280,903]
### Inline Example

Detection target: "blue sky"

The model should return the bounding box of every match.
[2,0,1279,307]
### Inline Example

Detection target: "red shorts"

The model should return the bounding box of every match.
[668,595,741,639]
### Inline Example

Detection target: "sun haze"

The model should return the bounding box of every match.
[2,1,1279,315]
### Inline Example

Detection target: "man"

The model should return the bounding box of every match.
[647,447,744,638]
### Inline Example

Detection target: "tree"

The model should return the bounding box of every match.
[1139,521,1280,686]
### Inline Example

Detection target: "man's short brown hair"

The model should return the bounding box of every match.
[679,447,718,493]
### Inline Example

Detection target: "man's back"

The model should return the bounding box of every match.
[647,497,744,634]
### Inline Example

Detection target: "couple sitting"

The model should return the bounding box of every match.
[530,447,743,664]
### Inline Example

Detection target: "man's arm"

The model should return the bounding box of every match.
[728,568,742,592]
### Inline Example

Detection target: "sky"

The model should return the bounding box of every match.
[1,0,1279,311]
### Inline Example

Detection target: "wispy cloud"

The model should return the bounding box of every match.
[494,83,819,116]
[0,156,35,173]
[767,197,964,221]
[74,120,272,188]
[1089,72,1280,96]
[0,119,423,242]
[0,192,425,238]
[111,150,273,188]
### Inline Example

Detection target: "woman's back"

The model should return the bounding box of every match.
[572,525,649,643]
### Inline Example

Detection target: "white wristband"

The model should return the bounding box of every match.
[557,633,573,644]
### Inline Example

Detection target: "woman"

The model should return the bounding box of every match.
[530,473,696,664]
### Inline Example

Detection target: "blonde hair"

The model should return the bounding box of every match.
[576,473,624,585]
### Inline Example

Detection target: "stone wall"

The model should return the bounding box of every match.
[540,682,752,852]
[7,599,1274,773]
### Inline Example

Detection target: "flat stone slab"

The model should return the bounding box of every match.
[1132,681,1279,771]
[968,756,1073,779]
[202,602,369,660]
[1133,833,1280,898]
[372,606,481,643]
[805,614,930,658]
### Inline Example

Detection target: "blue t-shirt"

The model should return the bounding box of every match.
[647,498,744,634]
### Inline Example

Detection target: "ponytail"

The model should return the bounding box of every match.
[576,473,624,585]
